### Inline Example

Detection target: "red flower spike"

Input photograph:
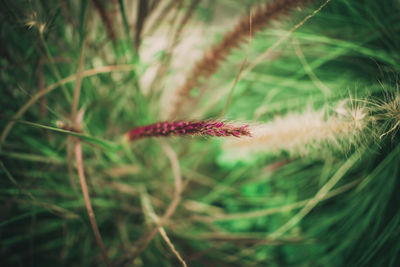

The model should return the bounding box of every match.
[126,120,252,141]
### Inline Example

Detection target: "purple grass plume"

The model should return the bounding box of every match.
[126,120,252,141]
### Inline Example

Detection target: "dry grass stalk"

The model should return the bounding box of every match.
[67,39,87,193]
[75,140,112,267]
[168,0,316,119]
[68,37,111,266]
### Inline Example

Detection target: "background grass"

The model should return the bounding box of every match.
[1,0,400,266]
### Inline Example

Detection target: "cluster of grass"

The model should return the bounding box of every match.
[1,0,400,266]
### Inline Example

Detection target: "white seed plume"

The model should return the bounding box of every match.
[225,100,369,156]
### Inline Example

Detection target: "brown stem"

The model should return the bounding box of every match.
[71,39,86,120]
[67,136,78,193]
[69,32,111,266]
[67,37,87,193]
[75,140,112,267]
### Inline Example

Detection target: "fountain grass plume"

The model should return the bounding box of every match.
[371,89,400,138]
[168,0,317,118]
[226,100,370,156]
[125,120,252,141]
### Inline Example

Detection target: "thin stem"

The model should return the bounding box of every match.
[219,11,253,118]
[67,136,78,193]
[69,27,110,265]
[39,31,72,102]
[75,140,112,267]
[117,141,183,266]
[270,146,363,238]
[242,0,332,78]
[68,38,87,193]
[141,189,187,267]
[132,141,183,258]
[71,39,86,121]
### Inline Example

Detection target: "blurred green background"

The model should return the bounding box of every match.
[1,0,400,266]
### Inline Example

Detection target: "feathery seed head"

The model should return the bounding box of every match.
[126,120,252,141]
[225,101,370,156]
[372,89,400,138]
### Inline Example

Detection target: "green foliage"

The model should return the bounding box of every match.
[1,0,400,266]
